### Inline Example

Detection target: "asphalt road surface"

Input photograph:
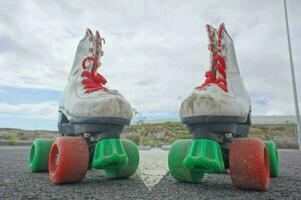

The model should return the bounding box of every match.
[0,147,301,199]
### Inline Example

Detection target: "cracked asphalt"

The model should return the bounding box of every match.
[0,147,300,199]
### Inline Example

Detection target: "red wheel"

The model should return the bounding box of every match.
[229,138,270,191]
[49,137,89,184]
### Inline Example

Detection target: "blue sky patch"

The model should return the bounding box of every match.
[0,86,61,104]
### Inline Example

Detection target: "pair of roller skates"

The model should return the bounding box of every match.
[29,29,139,184]
[168,24,279,191]
[28,23,279,191]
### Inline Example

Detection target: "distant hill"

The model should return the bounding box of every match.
[0,128,57,141]
[251,115,299,124]
[0,120,298,149]
[133,115,299,125]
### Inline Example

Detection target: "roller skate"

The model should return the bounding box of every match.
[28,29,139,184]
[168,23,279,190]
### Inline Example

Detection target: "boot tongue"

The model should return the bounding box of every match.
[81,55,99,74]
[88,31,105,75]
[198,24,228,92]
[217,23,225,54]
[206,24,218,76]
[81,28,98,74]
[216,23,226,80]
[95,31,105,60]
[86,59,97,74]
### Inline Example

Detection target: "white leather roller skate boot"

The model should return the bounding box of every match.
[54,29,139,180]
[29,29,139,185]
[180,23,251,141]
[58,29,133,137]
[173,23,251,173]
[169,24,275,191]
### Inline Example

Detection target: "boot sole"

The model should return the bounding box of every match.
[58,111,129,136]
[182,115,251,142]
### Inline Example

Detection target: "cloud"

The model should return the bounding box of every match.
[0,102,58,120]
[0,0,300,119]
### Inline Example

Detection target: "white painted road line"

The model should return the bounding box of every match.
[137,148,169,190]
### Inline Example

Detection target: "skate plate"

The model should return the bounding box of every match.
[183,139,225,173]
[92,139,128,169]
[58,111,127,136]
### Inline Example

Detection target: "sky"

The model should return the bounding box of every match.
[0,0,300,130]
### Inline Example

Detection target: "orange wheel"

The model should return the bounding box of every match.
[49,137,89,184]
[229,138,270,191]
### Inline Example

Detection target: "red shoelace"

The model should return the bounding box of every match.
[81,56,107,93]
[198,23,228,92]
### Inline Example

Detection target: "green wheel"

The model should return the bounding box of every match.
[168,139,204,183]
[29,138,54,172]
[264,140,279,177]
[104,139,139,178]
